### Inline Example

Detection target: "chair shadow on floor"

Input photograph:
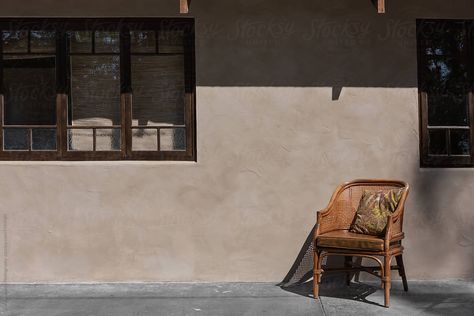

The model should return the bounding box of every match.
[277,224,383,307]
[281,278,383,307]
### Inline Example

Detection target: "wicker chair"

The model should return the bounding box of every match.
[313,179,410,308]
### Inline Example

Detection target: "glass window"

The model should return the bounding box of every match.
[2,30,57,152]
[418,20,473,167]
[0,19,195,161]
[130,27,188,153]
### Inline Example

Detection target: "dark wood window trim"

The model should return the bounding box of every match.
[417,19,474,168]
[0,18,196,161]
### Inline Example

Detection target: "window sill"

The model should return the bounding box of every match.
[0,160,198,166]
[419,166,474,171]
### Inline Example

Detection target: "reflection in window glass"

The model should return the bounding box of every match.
[132,128,158,151]
[95,31,120,53]
[0,18,194,160]
[3,55,56,125]
[96,129,121,151]
[423,57,468,95]
[68,129,93,151]
[419,20,473,166]
[450,130,470,155]
[3,128,29,150]
[32,129,57,151]
[2,31,28,53]
[131,55,185,126]
[130,31,156,53]
[69,31,92,53]
[421,22,469,127]
[70,55,120,126]
[422,23,466,57]
[160,128,186,151]
[30,31,56,53]
[159,30,184,53]
[428,130,448,155]
[428,95,469,126]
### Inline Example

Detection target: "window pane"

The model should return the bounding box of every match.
[70,55,120,126]
[420,20,471,146]
[131,55,185,126]
[69,31,92,53]
[131,31,156,53]
[2,31,28,53]
[423,56,469,95]
[95,31,120,53]
[32,128,56,151]
[68,129,93,151]
[3,55,56,125]
[4,128,29,150]
[428,94,469,126]
[428,129,448,155]
[450,129,470,155]
[132,128,158,151]
[160,128,186,151]
[421,22,466,57]
[30,31,56,53]
[96,128,121,151]
[159,30,184,53]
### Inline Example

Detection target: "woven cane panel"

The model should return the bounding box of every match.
[320,183,404,233]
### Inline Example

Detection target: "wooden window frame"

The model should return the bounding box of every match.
[0,18,196,161]
[417,19,474,168]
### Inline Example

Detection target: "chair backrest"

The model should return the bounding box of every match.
[326,179,409,232]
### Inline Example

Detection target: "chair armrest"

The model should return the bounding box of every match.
[315,210,338,241]
[384,215,394,249]
[384,214,405,248]
[391,184,410,220]
[386,185,409,245]
[315,207,346,237]
[314,211,322,241]
[315,183,354,237]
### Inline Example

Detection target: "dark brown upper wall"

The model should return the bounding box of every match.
[0,0,473,87]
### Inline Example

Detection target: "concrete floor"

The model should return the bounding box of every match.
[0,280,472,316]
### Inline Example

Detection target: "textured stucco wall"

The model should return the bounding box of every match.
[0,0,473,282]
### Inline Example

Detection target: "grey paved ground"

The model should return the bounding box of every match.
[0,280,472,316]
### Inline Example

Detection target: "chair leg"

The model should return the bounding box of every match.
[383,255,392,308]
[395,254,408,292]
[354,257,363,282]
[344,256,352,285]
[313,250,321,298]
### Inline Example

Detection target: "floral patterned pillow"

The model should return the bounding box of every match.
[350,189,404,236]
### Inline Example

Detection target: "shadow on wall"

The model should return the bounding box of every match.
[187,0,474,281]
[191,0,466,88]
[413,167,474,278]
[278,224,315,287]
[193,0,473,88]
[277,224,360,292]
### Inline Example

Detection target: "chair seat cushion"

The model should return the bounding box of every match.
[317,230,384,251]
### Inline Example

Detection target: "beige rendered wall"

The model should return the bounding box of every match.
[0,0,473,282]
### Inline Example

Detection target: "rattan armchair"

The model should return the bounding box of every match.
[313,179,410,308]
